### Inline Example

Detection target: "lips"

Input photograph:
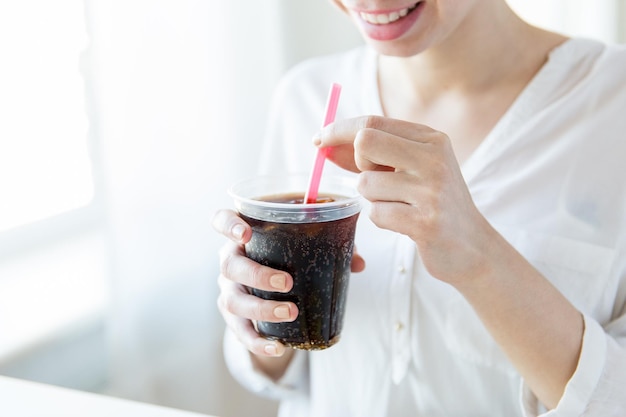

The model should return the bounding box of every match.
[353,2,424,41]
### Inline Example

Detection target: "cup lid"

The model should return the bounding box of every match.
[229,174,362,223]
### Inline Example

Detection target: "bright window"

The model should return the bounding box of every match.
[0,1,106,362]
[0,1,93,232]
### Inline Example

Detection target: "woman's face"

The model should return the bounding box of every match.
[329,0,484,57]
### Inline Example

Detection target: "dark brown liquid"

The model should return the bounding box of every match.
[242,193,359,350]
[257,192,339,204]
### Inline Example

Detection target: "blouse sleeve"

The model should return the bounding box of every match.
[520,313,626,416]
[222,65,318,401]
[223,328,309,400]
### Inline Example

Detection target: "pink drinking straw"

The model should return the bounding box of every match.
[304,83,342,204]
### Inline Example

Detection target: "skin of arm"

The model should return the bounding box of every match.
[454,223,584,410]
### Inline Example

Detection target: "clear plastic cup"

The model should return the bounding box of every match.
[229,174,362,350]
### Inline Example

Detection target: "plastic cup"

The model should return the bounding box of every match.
[229,174,362,350]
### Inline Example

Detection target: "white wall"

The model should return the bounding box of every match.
[87,1,361,417]
[507,0,624,43]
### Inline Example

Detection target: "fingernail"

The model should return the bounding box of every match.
[274,305,291,319]
[269,274,286,290]
[232,224,245,241]
[312,134,321,146]
[264,343,279,356]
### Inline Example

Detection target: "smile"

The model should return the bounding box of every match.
[358,2,421,25]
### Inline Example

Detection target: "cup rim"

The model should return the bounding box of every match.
[228,174,362,222]
[228,174,361,209]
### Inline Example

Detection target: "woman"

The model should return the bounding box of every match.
[212,0,626,415]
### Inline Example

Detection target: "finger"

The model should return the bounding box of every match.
[357,170,427,206]
[211,209,251,244]
[217,276,298,323]
[354,127,441,173]
[222,308,288,357]
[316,115,441,148]
[367,201,428,243]
[219,241,293,293]
[351,251,366,273]
[354,129,416,172]
[316,116,446,173]
[324,142,362,173]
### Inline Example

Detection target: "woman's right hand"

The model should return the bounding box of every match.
[211,208,298,360]
[212,208,365,380]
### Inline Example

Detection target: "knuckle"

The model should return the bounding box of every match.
[210,209,226,231]
[368,202,384,226]
[356,171,374,195]
[231,320,259,351]
[219,250,237,278]
[436,131,451,146]
[430,158,449,180]
[418,198,440,230]
[220,291,239,315]
[354,126,376,150]
[209,209,223,233]
[361,115,383,130]
[325,121,340,138]
[368,202,393,231]
[354,133,378,172]
[356,172,367,194]
[427,187,445,212]
[224,290,272,322]
[248,263,267,290]
[211,208,236,234]
[252,301,267,321]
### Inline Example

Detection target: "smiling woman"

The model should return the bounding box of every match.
[2,1,622,417]
[213,1,626,417]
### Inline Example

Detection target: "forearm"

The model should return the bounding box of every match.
[454,227,584,410]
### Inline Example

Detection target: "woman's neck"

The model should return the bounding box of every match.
[378,3,567,105]
[375,2,568,164]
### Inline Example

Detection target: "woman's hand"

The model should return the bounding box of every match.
[211,208,366,378]
[212,209,297,359]
[315,115,494,285]
[317,116,586,408]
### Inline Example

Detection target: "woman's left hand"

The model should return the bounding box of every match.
[316,116,586,410]
[314,115,496,285]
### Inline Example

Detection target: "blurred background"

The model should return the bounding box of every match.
[0,1,624,416]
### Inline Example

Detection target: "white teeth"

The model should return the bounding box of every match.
[377,14,390,24]
[359,3,417,25]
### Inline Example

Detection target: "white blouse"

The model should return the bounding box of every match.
[224,38,626,417]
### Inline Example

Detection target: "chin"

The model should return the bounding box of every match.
[364,38,427,58]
